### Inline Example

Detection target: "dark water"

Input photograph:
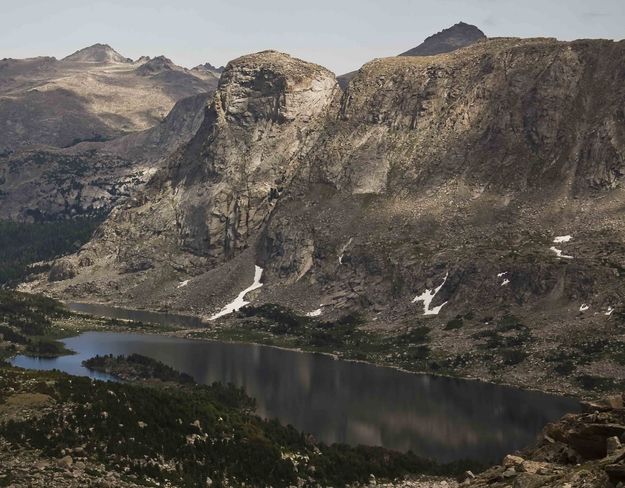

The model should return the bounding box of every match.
[11,308,580,464]
[66,302,205,328]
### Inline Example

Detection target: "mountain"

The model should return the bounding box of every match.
[134,55,176,74]
[61,43,132,64]
[192,61,225,75]
[0,44,219,154]
[399,21,486,56]
[337,22,486,89]
[0,91,211,221]
[30,37,625,398]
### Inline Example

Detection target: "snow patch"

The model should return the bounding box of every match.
[501,279,510,286]
[306,308,322,317]
[606,307,614,316]
[550,247,574,259]
[497,272,508,278]
[579,304,589,312]
[177,280,189,289]
[209,266,264,321]
[338,238,353,265]
[553,235,572,243]
[412,273,448,316]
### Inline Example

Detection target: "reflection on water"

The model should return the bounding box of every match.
[66,302,205,328]
[11,330,579,463]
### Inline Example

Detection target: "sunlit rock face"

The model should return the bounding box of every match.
[34,51,338,311]
[169,50,339,260]
[0,44,218,153]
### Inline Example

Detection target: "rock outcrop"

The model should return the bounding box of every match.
[465,395,625,487]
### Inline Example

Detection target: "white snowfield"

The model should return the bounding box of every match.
[579,304,590,312]
[412,273,448,316]
[501,278,510,286]
[553,235,572,243]
[497,271,508,278]
[306,308,323,317]
[606,307,615,316]
[209,266,264,321]
[550,246,574,259]
[177,280,189,289]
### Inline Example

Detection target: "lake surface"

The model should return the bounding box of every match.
[66,302,205,328]
[12,308,580,464]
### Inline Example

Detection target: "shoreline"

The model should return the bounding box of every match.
[52,299,584,402]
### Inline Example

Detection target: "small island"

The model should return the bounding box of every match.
[82,353,195,384]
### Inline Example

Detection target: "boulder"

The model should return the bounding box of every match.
[503,454,525,467]
[56,455,73,468]
[49,259,77,281]
[519,460,549,474]
[608,436,622,455]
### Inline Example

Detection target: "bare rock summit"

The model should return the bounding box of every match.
[399,21,486,57]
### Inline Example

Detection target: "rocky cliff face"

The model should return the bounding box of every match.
[167,50,338,261]
[0,92,211,221]
[32,38,625,396]
[261,37,625,307]
[254,38,625,393]
[31,51,338,306]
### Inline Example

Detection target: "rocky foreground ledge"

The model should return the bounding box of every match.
[454,394,625,488]
[376,394,625,487]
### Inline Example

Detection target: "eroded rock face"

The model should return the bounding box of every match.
[39,51,338,304]
[0,92,212,221]
[169,50,339,260]
[49,259,77,282]
[260,38,625,315]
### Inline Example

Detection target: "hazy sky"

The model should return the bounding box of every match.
[3,0,624,74]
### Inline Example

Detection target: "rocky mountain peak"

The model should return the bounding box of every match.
[62,43,131,64]
[399,21,486,56]
[135,55,176,75]
[338,22,487,90]
[193,62,225,74]
[222,50,336,91]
